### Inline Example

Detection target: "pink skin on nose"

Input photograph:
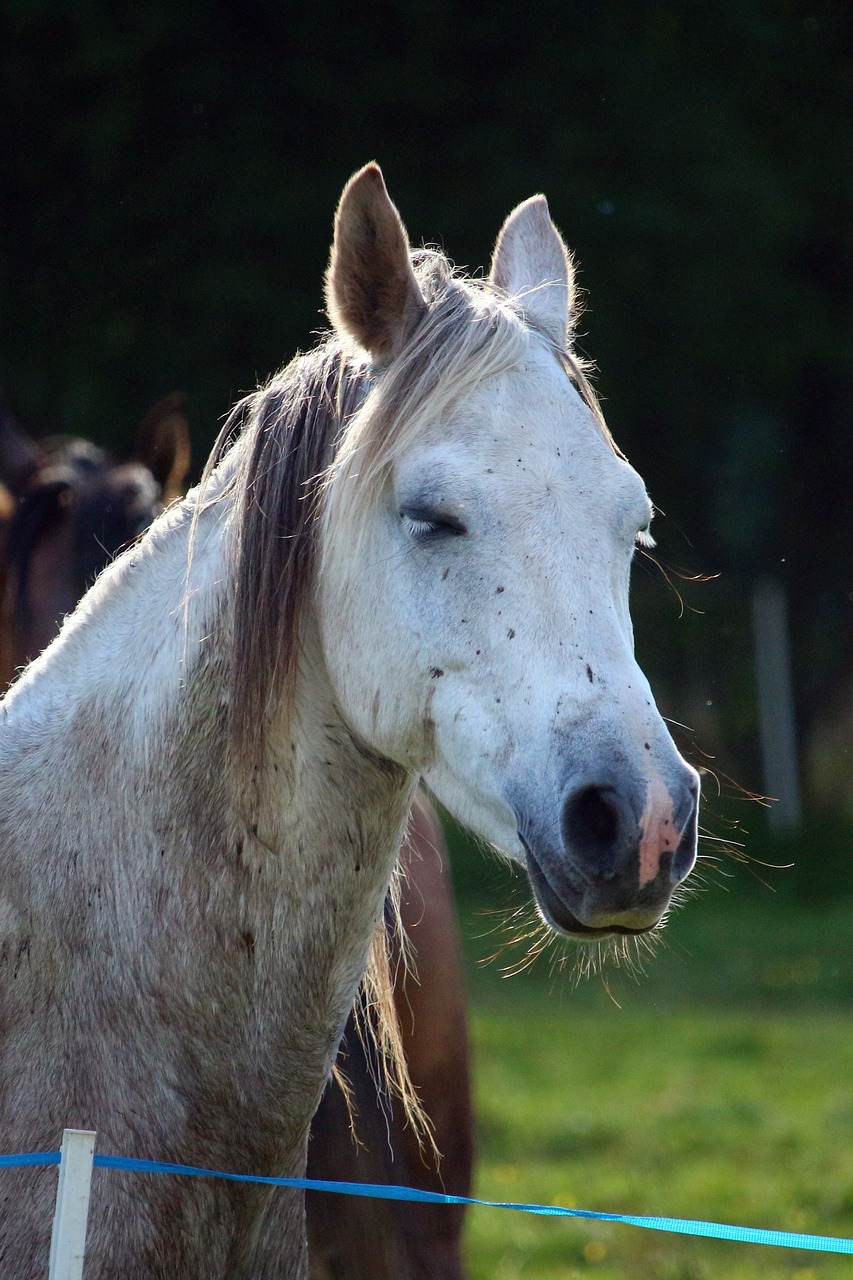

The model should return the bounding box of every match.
[638,775,680,888]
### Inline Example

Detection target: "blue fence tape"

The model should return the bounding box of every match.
[2,1149,852,1255]
[0,1151,59,1169]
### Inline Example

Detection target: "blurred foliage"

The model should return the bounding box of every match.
[1,0,852,841]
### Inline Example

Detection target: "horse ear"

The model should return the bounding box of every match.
[326,163,427,362]
[0,395,40,498]
[134,393,191,504]
[489,196,574,346]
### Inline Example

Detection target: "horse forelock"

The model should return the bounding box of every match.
[319,252,531,567]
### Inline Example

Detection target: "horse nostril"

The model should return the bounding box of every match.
[562,785,624,876]
[671,783,700,883]
[672,829,696,883]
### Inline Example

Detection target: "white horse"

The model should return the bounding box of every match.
[0,164,698,1277]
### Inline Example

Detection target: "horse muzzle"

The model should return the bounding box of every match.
[518,765,699,938]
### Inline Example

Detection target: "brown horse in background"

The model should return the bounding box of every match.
[0,393,191,686]
[0,393,472,1280]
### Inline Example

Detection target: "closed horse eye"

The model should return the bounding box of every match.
[399,506,468,540]
[634,503,655,550]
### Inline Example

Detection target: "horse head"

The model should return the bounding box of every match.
[318,164,699,939]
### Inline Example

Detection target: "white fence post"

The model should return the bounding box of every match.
[49,1129,96,1280]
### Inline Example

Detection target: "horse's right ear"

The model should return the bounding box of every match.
[134,393,191,504]
[489,196,574,346]
[0,396,40,498]
[326,163,427,362]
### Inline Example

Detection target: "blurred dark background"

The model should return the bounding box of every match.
[2,0,852,892]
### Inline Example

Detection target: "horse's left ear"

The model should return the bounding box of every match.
[489,196,575,346]
[0,396,40,497]
[326,163,427,362]
[134,393,191,504]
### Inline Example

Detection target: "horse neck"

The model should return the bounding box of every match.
[241,604,418,1064]
[5,478,415,921]
[187,607,417,1167]
[0,488,417,1168]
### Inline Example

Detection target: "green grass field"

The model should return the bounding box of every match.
[450,854,853,1280]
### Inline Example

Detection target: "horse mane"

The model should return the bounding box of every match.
[198,342,369,772]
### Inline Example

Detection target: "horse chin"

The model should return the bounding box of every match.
[522,845,657,940]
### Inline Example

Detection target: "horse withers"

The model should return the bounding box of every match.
[0,165,698,1278]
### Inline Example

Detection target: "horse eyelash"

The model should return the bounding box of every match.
[635,502,656,549]
[399,510,468,540]
[403,515,442,538]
